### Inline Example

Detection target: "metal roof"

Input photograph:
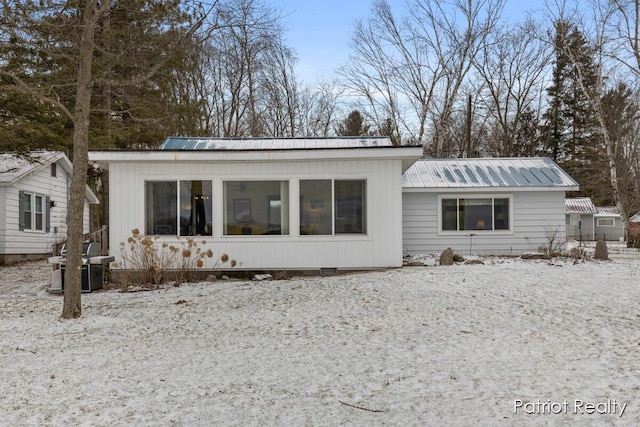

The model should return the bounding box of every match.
[402,157,579,190]
[159,136,394,150]
[595,206,621,218]
[565,197,597,215]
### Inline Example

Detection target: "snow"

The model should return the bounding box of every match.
[1,244,640,425]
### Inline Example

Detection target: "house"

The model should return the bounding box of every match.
[0,151,99,265]
[593,206,625,241]
[88,137,423,271]
[402,157,579,256]
[565,197,597,242]
[565,198,626,242]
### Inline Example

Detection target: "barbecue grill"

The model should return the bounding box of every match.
[48,242,114,292]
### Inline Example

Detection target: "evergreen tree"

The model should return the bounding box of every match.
[541,20,601,194]
[336,110,370,136]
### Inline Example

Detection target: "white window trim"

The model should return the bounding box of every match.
[437,194,514,235]
[596,218,615,227]
[23,192,46,233]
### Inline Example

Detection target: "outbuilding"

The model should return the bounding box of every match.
[402,157,579,256]
[89,137,422,271]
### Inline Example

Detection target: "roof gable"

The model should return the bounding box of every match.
[0,151,69,184]
[403,157,579,191]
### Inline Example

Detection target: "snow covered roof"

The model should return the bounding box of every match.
[565,197,597,215]
[595,206,621,218]
[402,157,579,191]
[159,136,395,150]
[0,151,68,184]
[630,212,640,223]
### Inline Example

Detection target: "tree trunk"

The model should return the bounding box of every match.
[62,1,99,319]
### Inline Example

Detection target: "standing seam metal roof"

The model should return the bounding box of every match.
[402,157,579,189]
[159,136,394,150]
[565,197,597,215]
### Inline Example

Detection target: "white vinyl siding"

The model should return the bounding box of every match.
[1,159,93,259]
[403,191,567,255]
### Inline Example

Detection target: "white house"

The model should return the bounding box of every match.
[89,137,423,271]
[402,157,579,256]
[593,206,624,241]
[0,151,99,265]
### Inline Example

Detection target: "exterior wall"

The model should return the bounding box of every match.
[594,217,624,241]
[0,160,93,264]
[566,214,595,241]
[107,158,405,270]
[402,190,568,256]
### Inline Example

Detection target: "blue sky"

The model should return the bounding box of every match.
[268,0,550,83]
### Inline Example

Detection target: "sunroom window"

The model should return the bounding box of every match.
[223,181,289,235]
[300,179,367,235]
[441,197,510,232]
[145,180,213,236]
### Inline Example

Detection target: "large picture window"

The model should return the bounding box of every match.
[145,180,213,236]
[441,196,510,232]
[223,181,289,235]
[300,179,367,235]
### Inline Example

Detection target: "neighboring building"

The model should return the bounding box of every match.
[0,151,99,265]
[565,197,597,242]
[402,157,579,255]
[89,137,422,271]
[565,198,626,242]
[593,206,625,241]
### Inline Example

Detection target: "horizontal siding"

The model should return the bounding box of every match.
[402,191,567,256]
[108,159,404,269]
[1,161,92,257]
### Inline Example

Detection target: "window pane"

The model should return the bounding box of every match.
[335,180,366,234]
[35,195,43,230]
[442,199,458,231]
[459,198,492,230]
[180,180,212,236]
[23,193,32,230]
[145,182,177,235]
[300,180,332,235]
[494,198,509,230]
[224,181,289,235]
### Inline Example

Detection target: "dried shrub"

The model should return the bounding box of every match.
[113,229,236,289]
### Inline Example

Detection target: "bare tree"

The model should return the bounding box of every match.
[473,18,552,156]
[340,0,505,151]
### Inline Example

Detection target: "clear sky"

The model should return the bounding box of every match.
[268,0,551,84]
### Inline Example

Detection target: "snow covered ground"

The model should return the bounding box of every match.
[1,244,639,426]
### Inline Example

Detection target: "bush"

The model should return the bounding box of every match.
[114,228,236,287]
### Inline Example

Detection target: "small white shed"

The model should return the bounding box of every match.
[565,197,597,241]
[0,151,99,265]
[402,157,579,256]
[89,137,422,271]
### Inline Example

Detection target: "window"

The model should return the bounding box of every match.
[300,179,367,235]
[51,163,57,177]
[20,192,47,232]
[597,218,614,227]
[223,181,289,235]
[335,180,366,234]
[146,180,213,236]
[440,196,510,232]
[180,181,213,236]
[300,180,332,235]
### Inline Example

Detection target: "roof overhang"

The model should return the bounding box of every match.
[89,147,424,173]
[403,186,579,193]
